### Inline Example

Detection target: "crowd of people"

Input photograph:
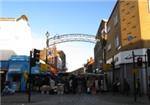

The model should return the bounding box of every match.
[2,74,150,101]
[38,74,102,95]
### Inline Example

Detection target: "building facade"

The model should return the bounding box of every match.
[0,50,16,91]
[94,0,150,94]
[94,20,107,71]
[40,47,66,74]
[105,0,150,94]
[58,50,67,72]
[0,15,32,56]
[6,55,30,92]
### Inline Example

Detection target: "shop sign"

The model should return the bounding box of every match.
[103,64,112,72]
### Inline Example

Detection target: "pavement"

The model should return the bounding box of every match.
[1,92,150,105]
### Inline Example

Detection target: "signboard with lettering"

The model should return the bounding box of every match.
[103,64,112,72]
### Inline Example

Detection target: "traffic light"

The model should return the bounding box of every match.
[33,49,40,62]
[137,57,143,67]
[31,58,36,67]
[147,49,150,66]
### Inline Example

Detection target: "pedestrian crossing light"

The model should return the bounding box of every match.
[147,49,150,67]
[33,49,40,62]
[137,57,143,67]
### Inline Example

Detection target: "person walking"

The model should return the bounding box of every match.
[86,77,91,94]
[72,76,77,94]
[123,78,130,96]
[113,78,120,95]
[136,78,141,97]
[148,83,150,101]
[95,77,99,93]
[147,76,150,101]
[69,78,73,93]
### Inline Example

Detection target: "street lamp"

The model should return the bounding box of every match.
[96,31,107,92]
[124,35,137,102]
[45,31,50,64]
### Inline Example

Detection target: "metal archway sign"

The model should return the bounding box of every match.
[47,33,98,47]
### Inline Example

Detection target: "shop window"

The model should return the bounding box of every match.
[13,74,21,82]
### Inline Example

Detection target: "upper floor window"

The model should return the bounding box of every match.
[101,28,105,34]
[113,15,118,26]
[107,26,110,33]
[107,43,111,51]
[115,35,120,48]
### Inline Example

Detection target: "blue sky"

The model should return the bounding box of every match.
[1,0,117,71]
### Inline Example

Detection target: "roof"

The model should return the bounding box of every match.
[0,18,15,21]
[0,50,16,60]
[0,15,28,22]
[16,15,28,21]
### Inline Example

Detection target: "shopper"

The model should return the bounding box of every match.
[123,78,130,96]
[136,78,141,97]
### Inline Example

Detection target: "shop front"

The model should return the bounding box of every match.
[6,55,29,92]
[0,60,9,92]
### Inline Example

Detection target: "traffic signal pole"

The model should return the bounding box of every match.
[28,51,32,103]
[132,51,137,102]
[145,54,148,96]
[28,49,40,103]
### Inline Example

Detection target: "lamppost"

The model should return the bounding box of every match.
[132,51,137,102]
[111,56,115,86]
[96,30,107,91]
[45,31,50,64]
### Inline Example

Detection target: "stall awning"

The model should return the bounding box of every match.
[8,64,23,73]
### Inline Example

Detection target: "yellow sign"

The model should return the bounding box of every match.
[40,63,48,71]
[103,64,112,72]
[132,68,138,75]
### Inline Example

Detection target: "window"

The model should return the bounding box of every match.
[101,28,105,34]
[107,26,110,33]
[107,43,111,51]
[113,15,118,26]
[127,35,136,41]
[115,35,120,48]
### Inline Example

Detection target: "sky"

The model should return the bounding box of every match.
[1,0,117,72]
